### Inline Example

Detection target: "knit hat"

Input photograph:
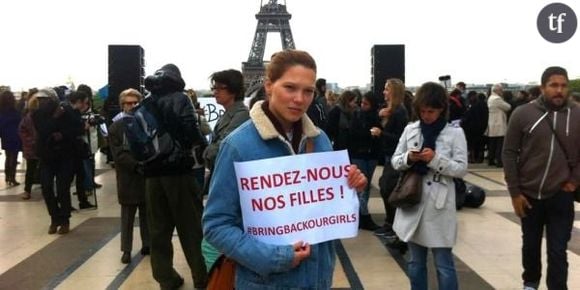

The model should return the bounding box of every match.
[36,88,59,101]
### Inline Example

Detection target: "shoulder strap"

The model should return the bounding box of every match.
[305,138,315,153]
[544,114,573,170]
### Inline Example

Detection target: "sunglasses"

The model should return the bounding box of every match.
[211,85,228,91]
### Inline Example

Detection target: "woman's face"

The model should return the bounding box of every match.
[265,65,316,131]
[212,82,236,108]
[360,98,372,112]
[122,95,139,113]
[348,98,358,110]
[419,105,443,124]
[383,82,392,103]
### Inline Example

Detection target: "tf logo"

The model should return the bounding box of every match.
[537,3,577,43]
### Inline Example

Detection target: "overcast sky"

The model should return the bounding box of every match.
[1,0,578,92]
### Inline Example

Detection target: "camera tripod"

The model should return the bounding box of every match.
[73,127,99,210]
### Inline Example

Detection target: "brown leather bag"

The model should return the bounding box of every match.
[388,170,422,208]
[207,255,236,290]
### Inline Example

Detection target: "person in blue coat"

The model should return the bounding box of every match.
[203,50,368,290]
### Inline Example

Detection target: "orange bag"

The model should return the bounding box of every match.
[207,255,236,290]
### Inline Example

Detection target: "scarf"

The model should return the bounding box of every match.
[413,117,447,175]
[261,101,303,153]
[449,95,463,108]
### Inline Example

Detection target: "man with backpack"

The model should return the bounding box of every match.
[131,64,208,290]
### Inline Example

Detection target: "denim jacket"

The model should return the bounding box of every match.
[203,101,336,289]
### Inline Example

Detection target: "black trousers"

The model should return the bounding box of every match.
[72,158,89,204]
[469,135,487,163]
[487,136,504,165]
[121,204,150,253]
[521,191,575,290]
[4,150,18,182]
[40,158,74,226]
[379,156,400,228]
[146,173,207,288]
[24,158,40,193]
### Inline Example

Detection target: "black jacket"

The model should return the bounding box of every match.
[381,105,408,157]
[142,91,206,177]
[32,102,84,161]
[348,108,382,160]
[143,64,207,177]
[326,105,352,151]
[306,95,328,132]
[461,100,488,138]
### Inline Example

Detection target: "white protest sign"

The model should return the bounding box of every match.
[233,150,359,245]
[197,98,225,130]
[197,97,252,131]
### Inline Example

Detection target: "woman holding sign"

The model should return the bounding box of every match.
[203,50,367,289]
[391,82,468,290]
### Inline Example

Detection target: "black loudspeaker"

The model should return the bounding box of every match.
[107,45,145,119]
[371,45,405,102]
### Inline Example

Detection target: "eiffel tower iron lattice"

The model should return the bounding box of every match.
[242,0,296,89]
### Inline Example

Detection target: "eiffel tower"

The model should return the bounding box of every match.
[242,0,296,89]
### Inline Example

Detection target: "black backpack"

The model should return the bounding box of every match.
[122,97,176,163]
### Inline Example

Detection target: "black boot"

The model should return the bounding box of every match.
[359,214,380,231]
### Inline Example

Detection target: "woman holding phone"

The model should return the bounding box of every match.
[391,82,468,290]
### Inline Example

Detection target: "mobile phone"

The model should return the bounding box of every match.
[409,148,421,153]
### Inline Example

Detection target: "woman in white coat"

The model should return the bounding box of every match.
[391,82,468,290]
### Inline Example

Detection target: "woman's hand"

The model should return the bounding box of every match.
[291,241,311,268]
[347,164,368,192]
[378,108,392,118]
[408,149,421,163]
[417,148,435,163]
[370,127,382,137]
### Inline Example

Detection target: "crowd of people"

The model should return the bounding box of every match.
[0,51,578,289]
[1,86,105,235]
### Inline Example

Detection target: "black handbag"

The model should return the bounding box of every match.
[388,170,422,208]
[545,115,580,202]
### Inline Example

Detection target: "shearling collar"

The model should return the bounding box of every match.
[250,100,320,140]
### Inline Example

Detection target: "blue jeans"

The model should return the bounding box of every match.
[351,158,377,215]
[407,242,458,290]
[82,159,95,190]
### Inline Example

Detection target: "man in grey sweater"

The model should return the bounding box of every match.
[503,66,580,290]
